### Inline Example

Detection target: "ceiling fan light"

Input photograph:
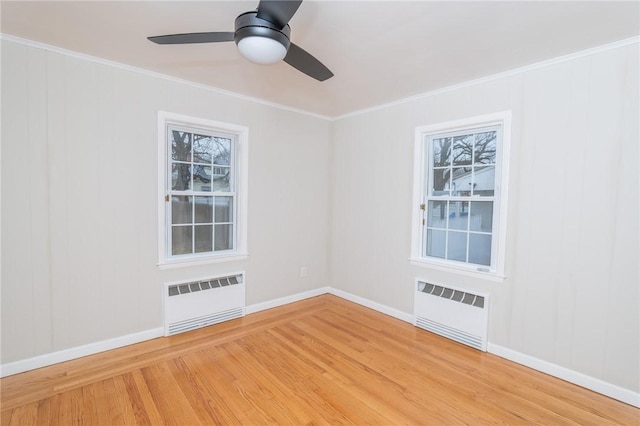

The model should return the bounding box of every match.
[237,36,287,65]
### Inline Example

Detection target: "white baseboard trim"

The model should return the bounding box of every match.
[0,288,332,378]
[487,343,640,408]
[245,287,331,315]
[0,327,164,378]
[3,289,637,409]
[245,287,415,324]
[328,288,414,323]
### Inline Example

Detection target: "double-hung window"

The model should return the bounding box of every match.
[411,112,511,278]
[158,112,248,267]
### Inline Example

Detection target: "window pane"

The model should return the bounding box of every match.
[215,197,233,223]
[426,229,446,259]
[193,134,213,165]
[171,130,191,162]
[432,137,451,167]
[432,169,450,195]
[211,166,231,192]
[172,196,192,224]
[453,134,473,166]
[194,225,213,253]
[427,201,447,229]
[193,165,212,192]
[214,224,233,250]
[452,167,471,196]
[447,231,467,262]
[473,165,495,196]
[474,131,497,165]
[469,201,493,232]
[469,233,491,266]
[195,196,213,223]
[448,201,468,230]
[213,138,232,166]
[172,226,192,255]
[172,164,192,191]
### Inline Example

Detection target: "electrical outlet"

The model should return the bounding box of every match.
[300,266,308,278]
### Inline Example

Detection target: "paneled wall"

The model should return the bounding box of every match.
[330,43,639,393]
[2,37,638,399]
[1,40,332,363]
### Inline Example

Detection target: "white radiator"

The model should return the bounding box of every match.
[163,272,245,336]
[414,279,489,351]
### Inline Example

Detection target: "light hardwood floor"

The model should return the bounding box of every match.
[2,294,639,425]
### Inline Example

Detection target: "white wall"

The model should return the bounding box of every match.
[2,36,638,401]
[1,40,331,363]
[330,42,639,394]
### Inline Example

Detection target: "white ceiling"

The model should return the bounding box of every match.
[1,1,638,118]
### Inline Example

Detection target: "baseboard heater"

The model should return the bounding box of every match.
[163,272,245,336]
[414,279,489,351]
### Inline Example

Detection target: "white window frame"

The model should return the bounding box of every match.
[410,111,511,281]
[157,111,248,269]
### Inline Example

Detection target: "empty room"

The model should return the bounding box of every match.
[1,0,639,424]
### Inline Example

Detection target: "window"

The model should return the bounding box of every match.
[411,112,511,278]
[158,112,248,267]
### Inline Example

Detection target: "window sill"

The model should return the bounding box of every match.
[158,252,249,270]
[409,257,505,283]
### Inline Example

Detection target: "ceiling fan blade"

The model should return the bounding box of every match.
[148,32,235,45]
[256,0,302,29]
[284,43,333,81]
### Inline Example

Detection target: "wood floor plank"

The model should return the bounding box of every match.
[98,378,126,425]
[187,347,250,424]
[298,312,510,424]
[2,401,37,426]
[220,340,306,425]
[0,296,330,411]
[127,369,166,426]
[0,408,14,425]
[112,374,144,425]
[168,355,245,425]
[311,307,572,424]
[270,321,449,424]
[120,372,153,426]
[140,363,203,426]
[80,383,99,425]
[34,398,51,426]
[257,331,379,424]
[325,299,639,423]
[236,331,359,424]
[237,331,352,424]
[1,294,638,425]
[46,394,61,426]
[217,339,313,425]
[54,386,83,425]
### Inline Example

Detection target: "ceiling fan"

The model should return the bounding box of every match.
[148,0,333,81]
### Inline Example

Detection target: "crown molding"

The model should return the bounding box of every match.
[2,33,638,121]
[0,33,333,121]
[334,35,640,121]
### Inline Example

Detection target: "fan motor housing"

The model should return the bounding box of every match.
[234,11,291,50]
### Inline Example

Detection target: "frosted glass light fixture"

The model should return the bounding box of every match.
[237,36,287,65]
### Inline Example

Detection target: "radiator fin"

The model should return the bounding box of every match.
[418,281,485,308]
[168,273,243,297]
[168,307,244,336]
[415,316,484,350]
